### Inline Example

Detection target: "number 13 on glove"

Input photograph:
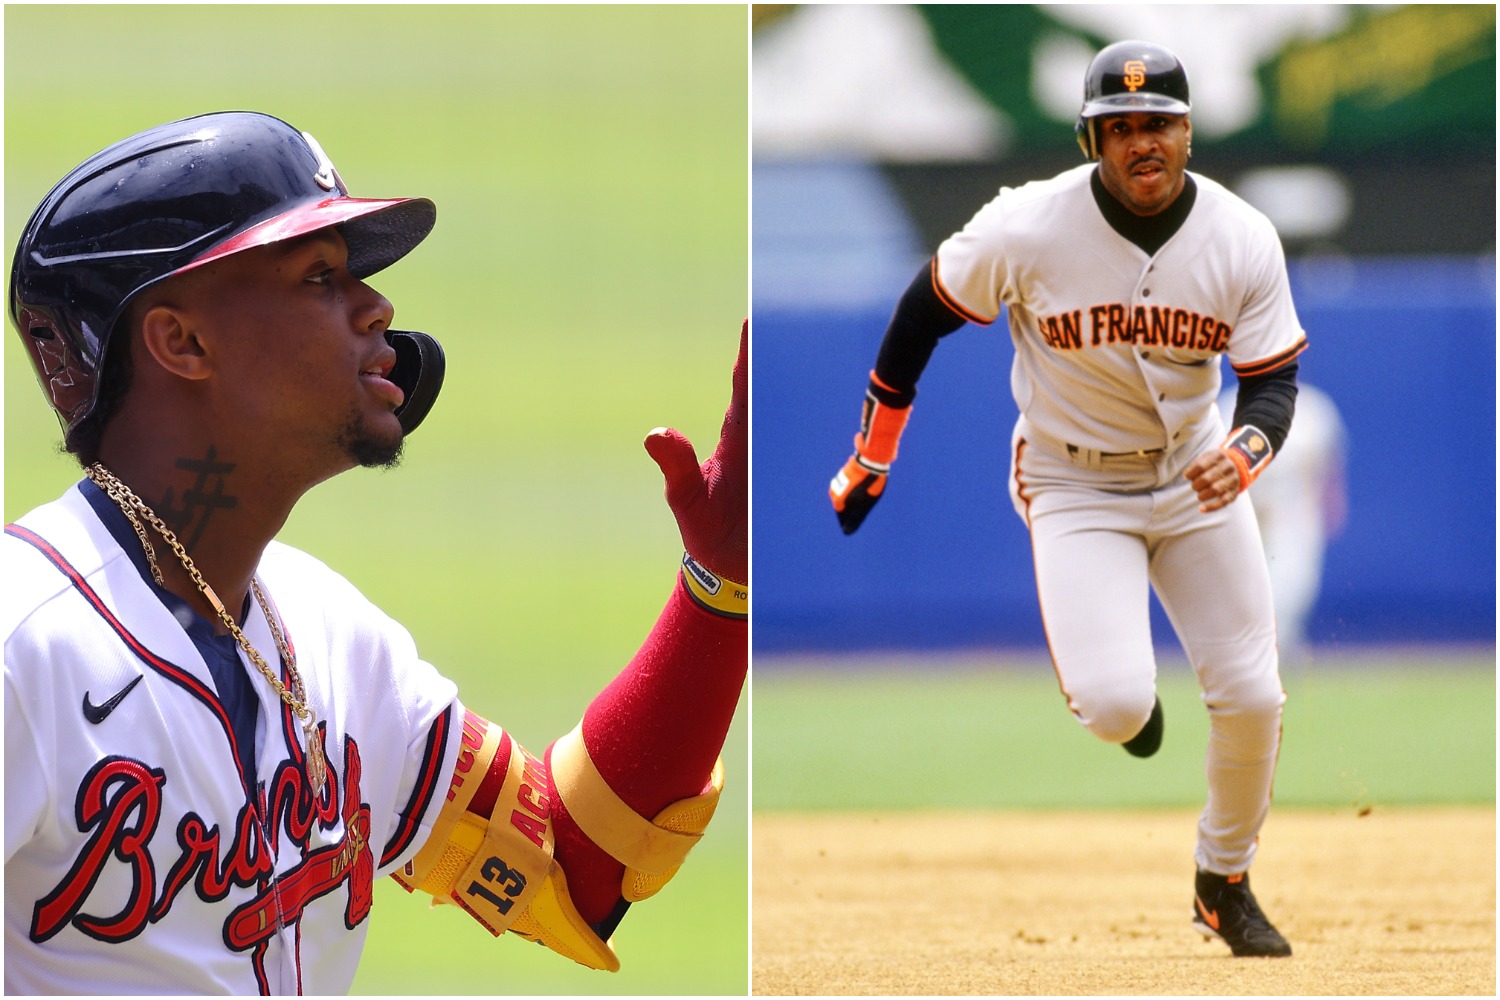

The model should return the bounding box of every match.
[829,372,913,535]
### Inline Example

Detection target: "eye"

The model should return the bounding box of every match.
[307,267,335,286]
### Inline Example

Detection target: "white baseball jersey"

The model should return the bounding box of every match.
[5,482,464,995]
[933,163,1307,457]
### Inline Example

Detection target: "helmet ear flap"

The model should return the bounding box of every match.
[1075,117,1098,160]
[386,329,445,435]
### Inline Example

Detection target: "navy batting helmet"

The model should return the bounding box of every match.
[10,111,441,436]
[1074,40,1191,159]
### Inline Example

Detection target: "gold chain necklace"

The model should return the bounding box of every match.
[85,463,327,795]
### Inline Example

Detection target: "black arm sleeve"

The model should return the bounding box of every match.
[871,259,969,398]
[1232,360,1299,454]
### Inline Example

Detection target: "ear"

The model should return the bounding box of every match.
[138,304,214,382]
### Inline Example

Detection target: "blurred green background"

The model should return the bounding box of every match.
[753,650,1495,812]
[5,5,747,995]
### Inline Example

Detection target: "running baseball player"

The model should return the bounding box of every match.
[4,111,747,994]
[830,41,1303,958]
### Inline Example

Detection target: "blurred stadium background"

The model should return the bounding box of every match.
[752,3,1495,659]
[5,6,747,995]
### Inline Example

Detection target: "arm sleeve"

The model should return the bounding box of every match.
[551,575,746,931]
[871,259,970,397]
[1232,359,1299,454]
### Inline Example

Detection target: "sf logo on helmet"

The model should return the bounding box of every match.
[1123,60,1147,91]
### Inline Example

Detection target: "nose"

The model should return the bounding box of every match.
[1127,127,1158,156]
[354,281,395,336]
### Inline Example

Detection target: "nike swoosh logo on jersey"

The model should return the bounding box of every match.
[1194,895,1221,931]
[82,675,144,724]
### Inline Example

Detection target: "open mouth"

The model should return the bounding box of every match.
[360,347,397,381]
[1132,159,1165,180]
[360,355,404,408]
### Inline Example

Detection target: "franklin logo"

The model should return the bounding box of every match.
[1123,60,1147,91]
[682,554,722,596]
[301,130,345,192]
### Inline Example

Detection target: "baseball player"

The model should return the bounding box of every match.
[4,112,747,994]
[829,41,1304,958]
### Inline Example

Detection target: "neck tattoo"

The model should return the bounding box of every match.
[86,462,327,795]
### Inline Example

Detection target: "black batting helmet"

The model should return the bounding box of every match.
[1074,40,1191,159]
[10,111,440,436]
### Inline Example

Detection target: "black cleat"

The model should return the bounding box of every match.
[1122,696,1163,757]
[1192,869,1292,957]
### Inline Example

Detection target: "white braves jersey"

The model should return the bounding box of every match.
[934,164,1307,455]
[4,483,464,995]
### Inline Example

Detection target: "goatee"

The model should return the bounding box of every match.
[337,411,405,469]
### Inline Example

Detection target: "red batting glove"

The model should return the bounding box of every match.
[643,319,747,585]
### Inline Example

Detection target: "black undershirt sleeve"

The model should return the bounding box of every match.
[871,260,969,401]
[1231,360,1299,454]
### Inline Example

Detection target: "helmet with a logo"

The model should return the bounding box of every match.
[1074,40,1191,159]
[10,111,442,437]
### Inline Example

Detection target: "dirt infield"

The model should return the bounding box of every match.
[752,806,1495,995]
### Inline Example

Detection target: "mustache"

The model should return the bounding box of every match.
[1130,156,1166,171]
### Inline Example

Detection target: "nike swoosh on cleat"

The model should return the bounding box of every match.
[82,675,143,724]
[1194,895,1220,931]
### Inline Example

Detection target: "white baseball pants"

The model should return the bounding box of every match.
[1010,422,1285,875]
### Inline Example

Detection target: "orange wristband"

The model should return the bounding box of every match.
[1221,425,1272,491]
[856,371,914,467]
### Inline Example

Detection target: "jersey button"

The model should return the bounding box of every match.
[1142,288,1151,297]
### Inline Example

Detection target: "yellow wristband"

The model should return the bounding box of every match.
[679,553,747,619]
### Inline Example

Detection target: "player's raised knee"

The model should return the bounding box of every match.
[1068,683,1159,744]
